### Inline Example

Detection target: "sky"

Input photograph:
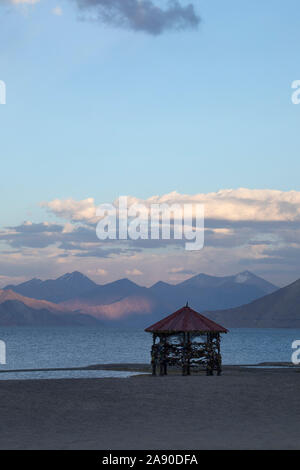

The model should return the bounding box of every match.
[1,0,300,288]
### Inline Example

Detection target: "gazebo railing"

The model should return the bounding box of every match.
[151,332,222,376]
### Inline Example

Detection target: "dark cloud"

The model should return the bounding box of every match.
[0,223,141,257]
[0,223,95,249]
[248,246,300,266]
[0,219,296,252]
[204,218,300,230]
[9,223,63,234]
[74,247,134,258]
[3,218,300,281]
[74,0,200,35]
[168,267,195,275]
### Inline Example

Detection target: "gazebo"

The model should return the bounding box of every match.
[145,303,228,376]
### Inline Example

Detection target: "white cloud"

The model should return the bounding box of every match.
[43,189,300,224]
[41,197,97,223]
[143,188,300,222]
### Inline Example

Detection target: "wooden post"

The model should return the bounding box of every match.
[216,333,222,376]
[163,336,168,376]
[151,334,157,376]
[187,332,191,376]
[159,335,164,376]
[206,332,214,376]
[182,332,187,376]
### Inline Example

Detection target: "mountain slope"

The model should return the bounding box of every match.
[0,300,100,326]
[4,271,97,303]
[205,278,300,328]
[60,279,161,321]
[75,295,157,320]
[0,289,71,313]
[65,278,147,306]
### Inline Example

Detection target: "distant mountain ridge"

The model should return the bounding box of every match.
[0,300,100,326]
[146,271,277,316]
[1,270,279,326]
[4,271,97,303]
[177,271,276,293]
[205,278,300,328]
[4,271,300,328]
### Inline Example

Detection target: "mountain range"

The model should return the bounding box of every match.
[0,270,285,327]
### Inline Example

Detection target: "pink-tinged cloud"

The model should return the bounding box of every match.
[43,189,300,223]
[2,188,300,288]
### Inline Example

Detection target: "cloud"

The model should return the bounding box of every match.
[0,222,140,258]
[3,0,200,36]
[35,190,300,265]
[41,197,97,223]
[142,188,300,222]
[74,0,200,35]
[43,189,300,224]
[52,5,63,15]
[3,188,300,287]
[168,267,194,274]
[10,221,63,233]
[126,268,143,276]
[94,268,108,276]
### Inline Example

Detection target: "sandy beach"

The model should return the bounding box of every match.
[0,365,299,450]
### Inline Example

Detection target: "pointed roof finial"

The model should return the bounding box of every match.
[186,301,189,308]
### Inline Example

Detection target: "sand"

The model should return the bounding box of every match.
[0,365,299,450]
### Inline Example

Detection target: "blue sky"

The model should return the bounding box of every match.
[1,0,300,286]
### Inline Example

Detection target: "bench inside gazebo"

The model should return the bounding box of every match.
[145,303,228,376]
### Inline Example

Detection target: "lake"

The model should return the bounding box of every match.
[0,327,299,380]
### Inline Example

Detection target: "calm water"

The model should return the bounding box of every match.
[0,327,299,380]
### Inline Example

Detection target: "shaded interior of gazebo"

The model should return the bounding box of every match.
[145,303,228,376]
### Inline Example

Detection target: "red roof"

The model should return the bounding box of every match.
[145,304,228,333]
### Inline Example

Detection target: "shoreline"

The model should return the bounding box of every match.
[0,361,299,376]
